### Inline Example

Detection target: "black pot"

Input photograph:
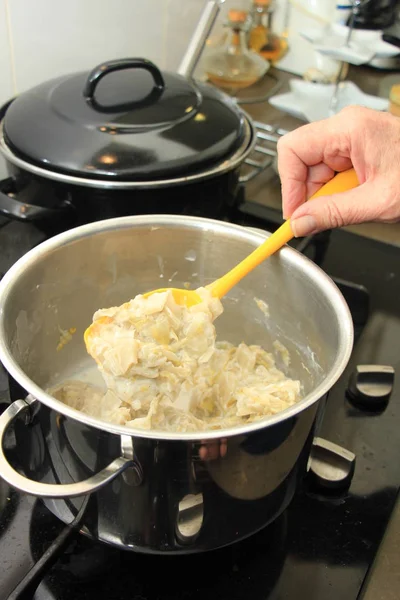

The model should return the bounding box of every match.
[0,58,256,229]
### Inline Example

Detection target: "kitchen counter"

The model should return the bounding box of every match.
[242,65,400,247]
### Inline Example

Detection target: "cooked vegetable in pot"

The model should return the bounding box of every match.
[52,288,301,433]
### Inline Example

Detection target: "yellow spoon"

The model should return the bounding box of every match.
[143,168,359,307]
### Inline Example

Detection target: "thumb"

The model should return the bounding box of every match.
[290,185,377,237]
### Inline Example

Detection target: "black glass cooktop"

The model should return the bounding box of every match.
[0,214,400,600]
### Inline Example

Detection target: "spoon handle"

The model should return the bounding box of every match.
[208,168,359,299]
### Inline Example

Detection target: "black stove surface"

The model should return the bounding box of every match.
[0,213,400,600]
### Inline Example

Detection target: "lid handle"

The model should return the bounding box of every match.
[83,58,165,105]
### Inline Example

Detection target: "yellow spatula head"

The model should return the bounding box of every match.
[142,288,203,307]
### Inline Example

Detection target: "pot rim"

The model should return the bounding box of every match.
[0,116,255,190]
[0,214,354,441]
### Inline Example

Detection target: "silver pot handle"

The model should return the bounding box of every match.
[0,399,134,498]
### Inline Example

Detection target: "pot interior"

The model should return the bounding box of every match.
[0,216,352,434]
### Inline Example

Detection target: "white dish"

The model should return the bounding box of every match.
[268,79,389,123]
[300,23,400,65]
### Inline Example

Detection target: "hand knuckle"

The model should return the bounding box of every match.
[338,106,376,134]
[276,136,285,153]
[325,199,345,228]
[339,105,357,117]
[338,106,364,125]
[277,133,292,153]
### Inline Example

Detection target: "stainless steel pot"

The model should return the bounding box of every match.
[0,215,353,553]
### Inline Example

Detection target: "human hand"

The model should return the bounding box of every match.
[277,106,400,237]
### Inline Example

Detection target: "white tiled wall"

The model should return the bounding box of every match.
[0,0,245,177]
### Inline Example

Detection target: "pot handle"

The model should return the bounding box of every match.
[0,398,135,498]
[0,178,72,222]
[83,58,165,112]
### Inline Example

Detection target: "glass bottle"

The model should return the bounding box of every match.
[204,9,269,94]
[248,0,288,64]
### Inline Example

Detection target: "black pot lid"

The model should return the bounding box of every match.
[2,58,248,181]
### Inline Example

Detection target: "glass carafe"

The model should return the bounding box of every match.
[204,9,270,95]
[248,0,288,64]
